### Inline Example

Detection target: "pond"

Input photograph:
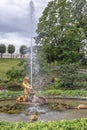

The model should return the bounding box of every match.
[0,98,87,123]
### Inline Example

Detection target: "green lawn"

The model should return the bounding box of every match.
[0,58,22,80]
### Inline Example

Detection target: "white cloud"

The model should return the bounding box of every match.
[0,32,33,48]
[0,0,51,48]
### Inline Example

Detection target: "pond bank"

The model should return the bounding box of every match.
[0,97,87,123]
[46,96,87,101]
[1,95,87,101]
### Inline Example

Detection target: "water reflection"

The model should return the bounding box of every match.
[0,99,87,123]
[0,109,87,123]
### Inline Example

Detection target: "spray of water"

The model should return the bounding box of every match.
[29,0,35,86]
[29,0,47,89]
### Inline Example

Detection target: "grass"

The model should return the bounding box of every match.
[44,89,87,97]
[0,90,23,100]
[0,89,87,100]
[0,89,84,100]
[0,90,45,100]
[0,58,22,80]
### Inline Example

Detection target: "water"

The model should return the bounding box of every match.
[0,107,87,123]
[0,99,87,123]
[28,0,47,88]
[29,0,34,86]
[29,0,40,87]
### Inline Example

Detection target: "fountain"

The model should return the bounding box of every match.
[16,76,47,105]
[15,0,49,119]
[1,0,87,123]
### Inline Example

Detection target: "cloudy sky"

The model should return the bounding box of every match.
[0,0,51,50]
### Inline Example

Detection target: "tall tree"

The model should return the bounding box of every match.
[0,44,6,58]
[7,44,15,58]
[36,0,85,64]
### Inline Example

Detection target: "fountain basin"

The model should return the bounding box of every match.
[0,97,87,123]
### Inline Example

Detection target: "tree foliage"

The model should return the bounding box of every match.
[71,0,87,38]
[59,63,80,89]
[36,0,87,64]
[0,44,6,58]
[7,44,15,58]
[19,45,28,58]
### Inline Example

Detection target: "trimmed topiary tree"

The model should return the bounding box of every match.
[7,44,15,58]
[0,44,6,58]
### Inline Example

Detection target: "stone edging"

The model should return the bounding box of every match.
[46,96,87,100]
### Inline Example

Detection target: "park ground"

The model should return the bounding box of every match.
[0,59,87,130]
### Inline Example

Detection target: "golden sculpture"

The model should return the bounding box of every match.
[16,76,33,102]
[30,112,38,122]
[22,76,33,101]
[16,76,47,104]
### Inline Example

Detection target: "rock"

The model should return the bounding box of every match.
[32,95,47,104]
[76,104,87,109]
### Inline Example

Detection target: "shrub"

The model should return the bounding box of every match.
[0,80,8,90]
[59,63,80,89]
[0,118,87,130]
[44,77,60,90]
[6,67,23,82]
[0,82,6,90]
[6,81,22,91]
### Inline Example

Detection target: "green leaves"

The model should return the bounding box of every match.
[0,44,6,58]
[0,90,23,100]
[6,67,23,81]
[59,63,80,88]
[45,89,87,97]
[7,44,15,58]
[19,45,28,58]
[36,0,87,64]
[0,119,87,130]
